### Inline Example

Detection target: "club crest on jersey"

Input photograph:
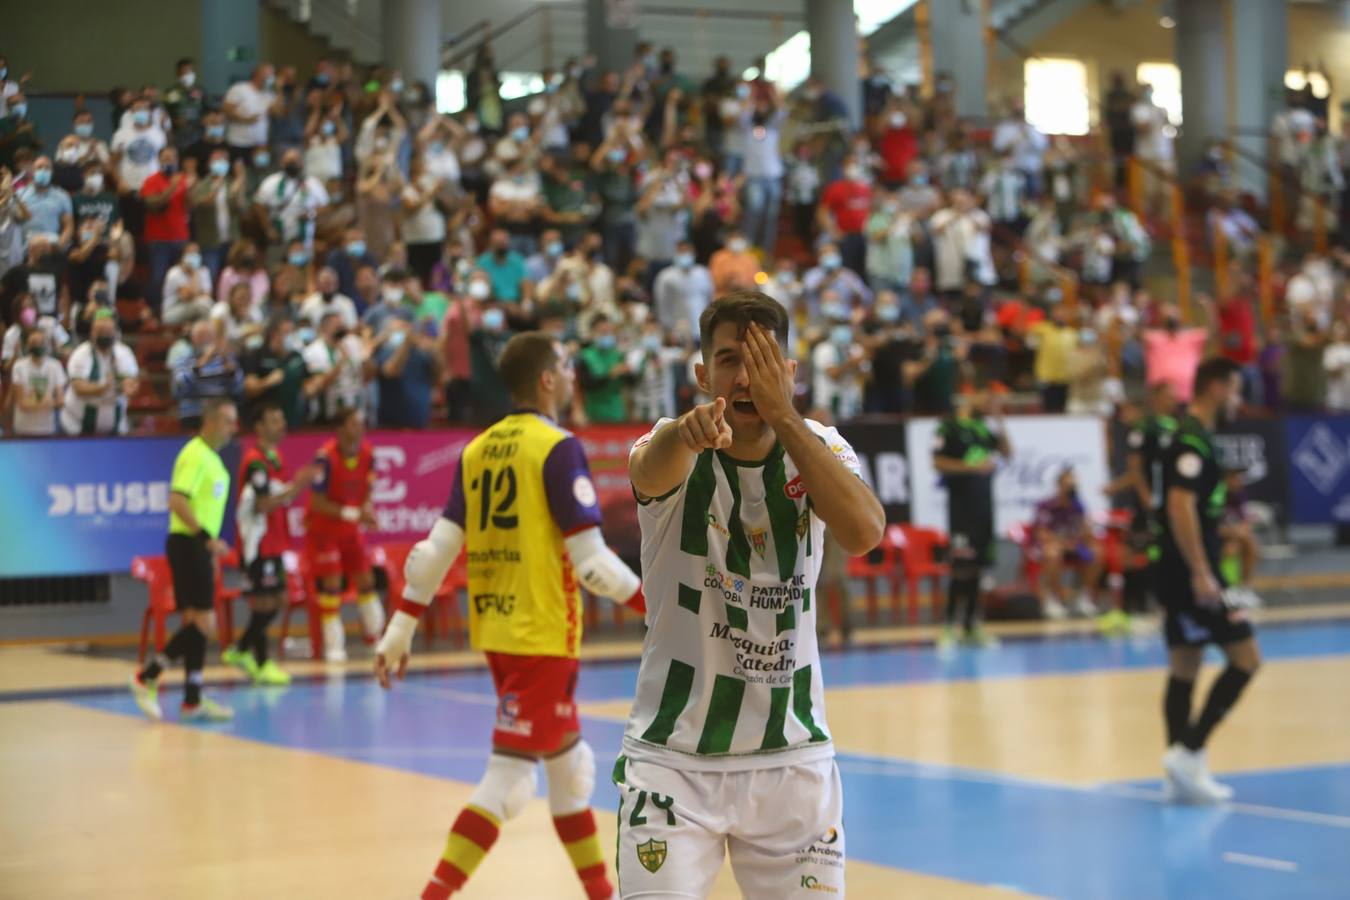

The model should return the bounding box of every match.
[636,839,667,873]
[749,528,767,558]
[784,475,808,500]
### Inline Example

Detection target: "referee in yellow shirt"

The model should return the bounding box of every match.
[130,398,239,722]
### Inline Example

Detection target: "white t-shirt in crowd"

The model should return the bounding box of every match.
[297,291,359,328]
[811,340,864,421]
[10,354,67,435]
[401,174,447,244]
[210,301,264,343]
[60,341,139,435]
[1325,343,1350,411]
[111,125,167,191]
[304,136,343,182]
[162,264,213,302]
[302,335,367,419]
[1131,101,1173,163]
[254,174,329,242]
[930,207,995,291]
[224,80,275,149]
[2,317,68,365]
[423,144,461,184]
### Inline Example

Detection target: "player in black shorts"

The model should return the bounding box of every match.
[933,384,1012,649]
[1156,357,1260,803]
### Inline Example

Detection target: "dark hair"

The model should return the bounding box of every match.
[253,400,285,426]
[497,331,560,402]
[177,58,194,72]
[1193,356,1241,396]
[698,290,790,353]
[381,268,408,283]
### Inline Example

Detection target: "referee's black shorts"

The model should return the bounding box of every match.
[166,533,216,612]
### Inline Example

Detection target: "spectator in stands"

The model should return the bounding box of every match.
[981,152,1029,235]
[16,155,74,246]
[304,95,349,184]
[865,190,917,295]
[184,109,228,173]
[1144,299,1213,402]
[242,316,309,426]
[819,160,872,276]
[188,148,247,283]
[72,158,120,234]
[111,96,167,247]
[354,100,406,260]
[1066,326,1116,417]
[362,269,415,335]
[303,310,369,424]
[224,64,280,165]
[9,326,66,436]
[161,242,214,325]
[1,234,66,321]
[269,66,306,153]
[936,125,980,192]
[1032,467,1102,620]
[299,267,358,329]
[861,292,913,414]
[140,146,193,312]
[1131,83,1174,216]
[0,91,39,171]
[466,44,503,132]
[1285,253,1336,329]
[477,228,531,306]
[525,228,565,286]
[992,100,1048,196]
[60,310,138,435]
[325,226,379,302]
[708,230,759,294]
[172,319,243,429]
[802,243,871,316]
[931,188,994,299]
[590,131,640,272]
[2,291,68,371]
[490,152,544,258]
[373,315,439,429]
[1216,266,1261,401]
[812,310,865,421]
[217,241,267,310]
[577,315,630,423]
[211,281,263,346]
[906,309,960,415]
[653,241,713,341]
[1031,303,1078,413]
[164,58,206,152]
[253,147,327,264]
[1103,71,1136,183]
[1323,318,1350,412]
[1285,309,1328,413]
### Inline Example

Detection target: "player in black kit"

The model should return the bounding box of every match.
[1156,357,1260,803]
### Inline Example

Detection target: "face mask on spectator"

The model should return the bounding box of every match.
[876,304,900,323]
[183,251,201,269]
[162,161,178,176]
[33,168,51,187]
[629,304,650,325]
[181,71,196,88]
[889,112,906,128]
[75,122,94,138]
[210,158,229,177]
[84,173,104,192]
[845,165,863,181]
[482,308,505,330]
[289,251,309,266]
[565,281,582,301]
[465,119,480,134]
[595,333,617,349]
[347,240,366,257]
[728,238,747,254]
[207,125,225,140]
[822,302,845,319]
[254,151,271,168]
[735,84,750,100]
[608,148,626,164]
[675,251,694,269]
[390,78,405,94]
[93,289,110,304]
[263,74,276,90]
[95,334,115,350]
[297,326,316,345]
[284,161,302,178]
[911,173,929,186]
[1080,328,1098,345]
[133,109,150,127]
[20,307,36,327]
[821,252,841,271]
[546,240,563,257]
[776,269,794,283]
[321,120,336,136]
[384,286,405,304]
[11,102,26,119]
[830,325,853,345]
[468,280,491,300]
[642,333,662,352]
[28,343,46,358]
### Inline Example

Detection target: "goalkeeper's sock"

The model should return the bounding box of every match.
[553,809,612,900]
[357,592,385,640]
[423,805,501,899]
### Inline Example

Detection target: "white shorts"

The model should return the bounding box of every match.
[614,755,845,899]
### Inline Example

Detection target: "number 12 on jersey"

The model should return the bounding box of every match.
[471,465,518,530]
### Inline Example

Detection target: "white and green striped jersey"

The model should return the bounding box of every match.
[623,417,861,772]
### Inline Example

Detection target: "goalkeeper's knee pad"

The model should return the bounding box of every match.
[543,740,596,816]
[468,753,538,822]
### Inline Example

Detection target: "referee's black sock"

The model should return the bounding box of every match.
[962,576,982,632]
[182,625,208,707]
[1184,665,1254,751]
[1164,676,1194,747]
[139,625,194,682]
[244,609,278,665]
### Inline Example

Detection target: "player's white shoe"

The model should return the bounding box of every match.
[322,616,348,663]
[128,673,162,721]
[1042,597,1068,620]
[1163,744,1233,803]
[1073,593,1099,617]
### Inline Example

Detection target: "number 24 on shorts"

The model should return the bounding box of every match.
[626,788,677,827]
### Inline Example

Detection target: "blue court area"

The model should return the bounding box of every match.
[68,620,1350,899]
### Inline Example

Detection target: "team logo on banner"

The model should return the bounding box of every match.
[636,838,667,873]
[749,528,767,558]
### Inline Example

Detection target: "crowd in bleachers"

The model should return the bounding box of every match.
[1,45,1348,438]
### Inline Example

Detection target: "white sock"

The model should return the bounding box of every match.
[357,596,385,638]
[322,615,346,655]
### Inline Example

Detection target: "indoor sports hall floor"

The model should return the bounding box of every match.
[2,606,1348,899]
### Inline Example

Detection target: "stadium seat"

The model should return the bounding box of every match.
[276,550,323,661]
[214,548,241,648]
[892,525,950,624]
[846,528,903,625]
[132,554,233,664]
[375,541,467,648]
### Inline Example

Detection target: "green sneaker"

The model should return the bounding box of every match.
[962,627,1001,649]
[254,660,292,686]
[1098,609,1133,635]
[128,673,162,721]
[181,696,234,722]
[936,626,959,653]
[222,645,260,680]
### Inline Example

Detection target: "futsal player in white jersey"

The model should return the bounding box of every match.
[621,291,885,898]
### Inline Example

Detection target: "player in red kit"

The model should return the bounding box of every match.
[305,406,384,662]
[226,402,317,683]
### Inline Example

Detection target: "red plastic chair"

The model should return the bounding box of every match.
[1008,522,1042,591]
[214,548,241,648]
[376,541,467,647]
[893,525,951,624]
[277,550,324,661]
[846,528,903,625]
[133,556,176,664]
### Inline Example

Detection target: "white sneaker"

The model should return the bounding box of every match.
[1042,597,1068,620]
[128,673,162,721]
[1073,594,1099,618]
[322,616,348,663]
[1163,744,1232,804]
